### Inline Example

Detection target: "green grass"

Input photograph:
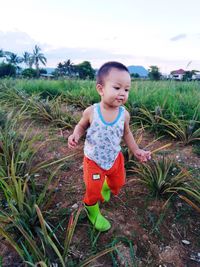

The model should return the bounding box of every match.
[127,80,200,120]
[12,80,200,119]
[1,79,199,120]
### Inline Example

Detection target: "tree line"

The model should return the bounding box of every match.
[0,45,95,79]
[2,46,197,81]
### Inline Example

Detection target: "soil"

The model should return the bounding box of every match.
[0,123,200,267]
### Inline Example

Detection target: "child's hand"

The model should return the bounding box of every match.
[134,148,151,163]
[68,133,79,149]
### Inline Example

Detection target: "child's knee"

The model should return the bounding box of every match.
[84,183,104,204]
[109,181,125,195]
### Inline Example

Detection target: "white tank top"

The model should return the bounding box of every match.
[84,103,125,170]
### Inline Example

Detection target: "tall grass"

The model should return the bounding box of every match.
[1,79,200,131]
[15,79,96,99]
[128,81,200,120]
[2,79,199,120]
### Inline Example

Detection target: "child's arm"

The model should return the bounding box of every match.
[68,106,91,148]
[123,110,151,162]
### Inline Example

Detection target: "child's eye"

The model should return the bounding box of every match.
[125,89,129,92]
[114,87,120,90]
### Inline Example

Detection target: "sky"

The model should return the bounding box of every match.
[0,0,200,73]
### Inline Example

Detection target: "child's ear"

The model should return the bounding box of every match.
[96,83,104,96]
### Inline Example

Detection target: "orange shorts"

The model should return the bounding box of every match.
[83,152,125,205]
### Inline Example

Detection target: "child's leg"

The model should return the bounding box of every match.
[83,156,105,205]
[106,152,126,195]
[83,156,111,231]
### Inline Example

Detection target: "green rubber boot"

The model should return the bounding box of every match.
[101,178,111,202]
[85,203,111,232]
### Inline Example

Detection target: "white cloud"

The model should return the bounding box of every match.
[0,30,38,52]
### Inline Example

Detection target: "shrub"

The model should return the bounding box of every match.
[0,63,16,78]
[22,68,37,78]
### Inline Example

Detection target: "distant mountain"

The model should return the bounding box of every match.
[128,65,148,77]
[45,67,55,74]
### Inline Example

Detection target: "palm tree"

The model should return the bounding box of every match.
[63,59,74,77]
[4,52,23,74]
[4,52,23,66]
[56,62,64,76]
[55,60,74,77]
[22,51,34,68]
[32,45,47,77]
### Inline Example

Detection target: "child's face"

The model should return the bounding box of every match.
[97,68,131,107]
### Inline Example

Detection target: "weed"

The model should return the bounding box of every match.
[111,236,137,267]
[129,157,189,198]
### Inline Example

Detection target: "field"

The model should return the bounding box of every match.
[0,79,200,266]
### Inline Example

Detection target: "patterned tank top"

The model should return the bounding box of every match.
[84,103,125,170]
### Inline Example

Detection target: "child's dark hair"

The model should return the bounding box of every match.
[96,61,130,85]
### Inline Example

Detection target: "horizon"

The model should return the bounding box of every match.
[37,65,200,76]
[1,0,200,74]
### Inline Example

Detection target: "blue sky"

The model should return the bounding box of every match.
[1,0,200,73]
